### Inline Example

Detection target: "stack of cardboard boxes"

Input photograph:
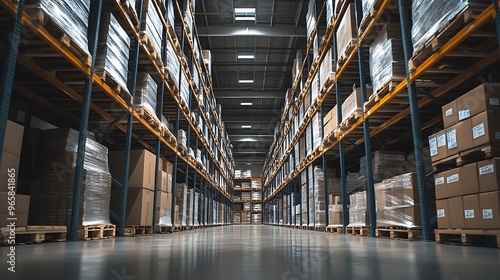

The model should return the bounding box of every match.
[1,121,29,227]
[109,149,173,227]
[348,191,369,226]
[431,84,500,230]
[328,195,343,226]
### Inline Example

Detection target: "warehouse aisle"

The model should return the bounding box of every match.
[1,225,500,279]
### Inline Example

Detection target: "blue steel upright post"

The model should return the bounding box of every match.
[354,0,377,237]
[69,0,103,241]
[0,0,25,162]
[398,0,430,241]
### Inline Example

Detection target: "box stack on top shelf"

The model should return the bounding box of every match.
[431,84,500,232]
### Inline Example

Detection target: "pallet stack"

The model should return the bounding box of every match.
[430,83,500,246]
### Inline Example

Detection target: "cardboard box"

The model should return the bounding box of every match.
[448,196,464,229]
[442,100,458,129]
[0,151,20,193]
[457,118,474,152]
[404,206,422,227]
[459,163,479,196]
[471,110,500,148]
[444,168,461,198]
[456,83,500,121]
[436,199,450,229]
[109,149,157,190]
[111,188,154,226]
[164,160,173,174]
[479,191,500,229]
[446,124,460,156]
[0,192,30,227]
[337,3,357,61]
[463,194,482,229]
[434,172,447,200]
[477,158,500,193]
[341,88,369,121]
[4,120,24,156]
[429,130,448,162]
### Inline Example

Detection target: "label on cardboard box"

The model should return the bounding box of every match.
[465,209,475,219]
[490,98,499,106]
[445,108,453,117]
[435,177,445,185]
[437,134,446,147]
[483,209,493,219]
[473,123,485,139]
[429,137,438,156]
[437,209,445,218]
[447,174,459,184]
[479,164,494,175]
[496,132,500,140]
[447,129,457,149]
[458,109,471,121]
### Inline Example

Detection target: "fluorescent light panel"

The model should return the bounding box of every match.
[241,125,252,129]
[235,16,256,21]
[238,54,255,59]
[239,80,254,84]
[241,102,253,106]
[235,8,256,14]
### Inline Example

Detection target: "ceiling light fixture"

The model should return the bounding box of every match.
[235,16,256,21]
[241,102,253,106]
[240,137,257,142]
[235,8,256,14]
[239,80,254,84]
[241,125,252,129]
[238,54,255,59]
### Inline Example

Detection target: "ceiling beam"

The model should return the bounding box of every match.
[214,90,285,98]
[197,26,307,37]
[221,116,280,122]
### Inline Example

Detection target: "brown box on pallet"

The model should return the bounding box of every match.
[111,187,154,226]
[477,158,500,193]
[456,83,500,122]
[448,196,465,229]
[444,167,461,198]
[429,130,448,162]
[436,199,450,229]
[4,120,24,156]
[457,118,474,152]
[463,194,482,229]
[459,163,479,196]
[442,100,458,129]
[109,149,157,190]
[446,124,459,156]
[479,191,500,229]
[471,110,500,148]
[434,172,447,199]
[323,105,338,137]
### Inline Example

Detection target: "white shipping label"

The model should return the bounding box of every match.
[458,109,471,121]
[464,210,475,219]
[473,123,485,139]
[479,164,494,175]
[435,177,445,185]
[429,137,438,156]
[447,174,459,184]
[483,209,493,219]
[445,108,453,117]
[490,98,499,106]
[437,209,445,218]
[496,132,500,140]
[437,134,446,148]
[447,129,458,149]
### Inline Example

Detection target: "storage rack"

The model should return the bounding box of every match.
[0,0,235,240]
[262,0,500,241]
[233,177,263,224]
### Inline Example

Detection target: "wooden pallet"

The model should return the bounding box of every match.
[1,226,67,245]
[346,226,370,236]
[314,226,326,232]
[124,225,153,237]
[139,32,164,75]
[337,39,358,67]
[326,225,345,233]
[94,69,132,105]
[432,143,500,173]
[376,226,422,241]
[24,7,91,66]
[358,0,389,35]
[119,0,140,29]
[135,106,161,130]
[409,5,484,72]
[364,78,406,111]
[78,224,115,240]
[435,229,500,248]
[156,225,173,234]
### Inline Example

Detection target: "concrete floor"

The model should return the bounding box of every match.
[1,225,500,279]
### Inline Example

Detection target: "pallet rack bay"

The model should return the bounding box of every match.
[233,177,263,224]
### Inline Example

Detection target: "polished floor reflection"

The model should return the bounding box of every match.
[1,225,500,279]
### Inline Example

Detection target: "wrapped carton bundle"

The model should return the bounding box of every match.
[95,13,131,95]
[359,151,406,183]
[326,0,333,24]
[26,0,90,55]
[241,182,251,189]
[157,191,173,226]
[311,113,323,151]
[166,0,174,28]
[184,1,194,34]
[348,191,369,226]
[141,0,163,56]
[251,180,262,189]
[375,172,435,228]
[337,3,357,63]
[306,0,317,41]
[251,191,262,201]
[178,129,187,151]
[202,50,212,77]
[166,40,181,83]
[186,189,193,226]
[301,183,308,226]
[29,128,111,226]
[369,24,405,94]
[411,0,489,53]
[234,213,241,224]
[180,74,190,105]
[328,195,344,226]
[252,214,262,224]
[135,73,159,122]
[175,183,188,226]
